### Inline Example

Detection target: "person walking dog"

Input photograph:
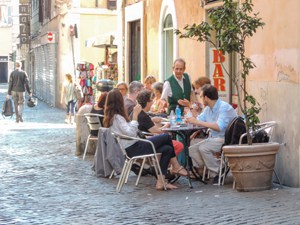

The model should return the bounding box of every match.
[6,61,32,123]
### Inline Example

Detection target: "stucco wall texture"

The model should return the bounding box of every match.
[248,0,300,187]
[145,0,206,80]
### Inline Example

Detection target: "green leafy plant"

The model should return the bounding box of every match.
[176,0,265,144]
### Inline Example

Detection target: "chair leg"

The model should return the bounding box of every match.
[83,136,90,160]
[273,169,282,187]
[136,158,146,186]
[117,160,129,193]
[218,157,224,186]
[150,157,159,175]
[152,155,166,191]
[202,166,207,181]
[109,170,115,179]
[125,160,135,184]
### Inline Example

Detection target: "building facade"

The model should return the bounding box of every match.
[0,0,19,83]
[29,0,117,107]
[117,0,300,187]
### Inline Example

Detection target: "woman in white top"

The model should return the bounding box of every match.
[103,89,187,190]
[62,74,77,124]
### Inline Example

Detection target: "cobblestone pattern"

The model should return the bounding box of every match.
[1,84,300,225]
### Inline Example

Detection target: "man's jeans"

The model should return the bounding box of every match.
[11,91,25,120]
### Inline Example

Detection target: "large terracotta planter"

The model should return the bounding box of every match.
[223,142,280,192]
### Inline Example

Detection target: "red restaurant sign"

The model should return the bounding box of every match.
[209,48,230,102]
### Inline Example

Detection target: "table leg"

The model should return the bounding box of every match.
[181,131,207,186]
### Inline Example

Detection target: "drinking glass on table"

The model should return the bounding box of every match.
[184,109,193,128]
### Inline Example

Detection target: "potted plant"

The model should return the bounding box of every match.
[176,0,280,191]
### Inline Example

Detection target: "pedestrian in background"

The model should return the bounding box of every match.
[6,61,32,123]
[62,73,77,124]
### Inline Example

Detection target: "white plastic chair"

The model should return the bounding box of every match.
[111,132,166,193]
[83,113,104,160]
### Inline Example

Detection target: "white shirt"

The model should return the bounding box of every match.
[111,114,139,148]
[161,74,193,101]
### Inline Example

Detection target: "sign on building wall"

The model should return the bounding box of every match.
[209,48,230,102]
[19,4,30,44]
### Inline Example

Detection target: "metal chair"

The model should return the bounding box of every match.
[111,132,166,193]
[83,113,104,160]
[201,117,245,185]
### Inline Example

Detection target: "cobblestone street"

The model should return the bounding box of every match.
[1,84,300,225]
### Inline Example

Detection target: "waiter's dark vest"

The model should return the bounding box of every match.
[167,73,191,114]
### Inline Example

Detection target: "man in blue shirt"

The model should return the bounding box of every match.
[186,84,237,184]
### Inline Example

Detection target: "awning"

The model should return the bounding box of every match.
[85,32,118,48]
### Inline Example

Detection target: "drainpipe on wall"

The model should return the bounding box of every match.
[143,0,147,81]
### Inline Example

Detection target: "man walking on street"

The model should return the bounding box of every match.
[6,61,32,123]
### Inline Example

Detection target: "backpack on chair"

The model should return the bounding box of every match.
[2,99,14,118]
[224,117,247,146]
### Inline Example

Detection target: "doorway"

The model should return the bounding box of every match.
[0,62,8,83]
[129,20,141,82]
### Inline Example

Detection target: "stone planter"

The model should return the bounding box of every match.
[223,142,280,192]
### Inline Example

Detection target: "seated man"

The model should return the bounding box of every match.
[136,90,184,157]
[186,84,237,184]
[124,81,144,118]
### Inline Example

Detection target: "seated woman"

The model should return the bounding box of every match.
[89,92,107,136]
[103,89,187,190]
[136,90,184,157]
[150,82,168,115]
[189,77,212,117]
[116,82,128,97]
[143,75,156,91]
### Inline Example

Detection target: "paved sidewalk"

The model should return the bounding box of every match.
[1,84,300,225]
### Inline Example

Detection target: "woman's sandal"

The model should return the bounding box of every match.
[171,166,188,177]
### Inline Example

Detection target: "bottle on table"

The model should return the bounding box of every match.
[169,110,176,128]
[175,105,182,123]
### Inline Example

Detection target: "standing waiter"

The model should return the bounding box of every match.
[6,61,32,123]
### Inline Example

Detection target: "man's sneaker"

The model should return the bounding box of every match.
[19,115,23,122]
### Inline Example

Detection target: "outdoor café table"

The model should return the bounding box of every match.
[162,124,207,188]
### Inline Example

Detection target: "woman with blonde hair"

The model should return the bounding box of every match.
[62,74,77,124]
[143,75,156,91]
